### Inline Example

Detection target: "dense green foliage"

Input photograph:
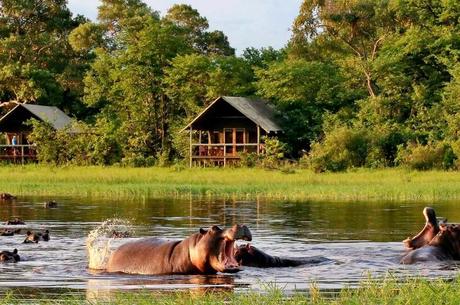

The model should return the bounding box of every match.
[1,0,460,170]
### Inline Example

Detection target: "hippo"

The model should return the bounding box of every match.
[106,224,252,275]
[43,200,58,208]
[234,243,328,268]
[401,223,460,264]
[0,249,20,263]
[0,193,16,201]
[1,230,15,236]
[6,218,25,234]
[403,207,440,250]
[24,230,50,243]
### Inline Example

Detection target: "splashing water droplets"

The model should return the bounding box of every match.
[86,218,134,270]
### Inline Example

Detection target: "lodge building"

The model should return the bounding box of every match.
[182,96,282,167]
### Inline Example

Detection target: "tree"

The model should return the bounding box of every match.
[0,0,86,114]
[291,0,397,97]
[256,59,355,154]
[165,4,234,56]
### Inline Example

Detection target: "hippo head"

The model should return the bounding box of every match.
[190,224,252,274]
[403,207,440,250]
[234,244,265,266]
[429,224,460,260]
[0,249,20,263]
[24,231,39,243]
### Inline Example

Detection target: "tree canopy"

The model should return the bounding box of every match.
[2,0,460,170]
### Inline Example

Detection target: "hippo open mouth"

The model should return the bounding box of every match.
[219,225,252,273]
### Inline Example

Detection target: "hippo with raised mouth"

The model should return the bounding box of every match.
[106,224,252,275]
[401,207,460,264]
[403,207,440,250]
[0,249,20,263]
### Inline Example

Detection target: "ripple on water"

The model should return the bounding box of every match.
[1,197,460,299]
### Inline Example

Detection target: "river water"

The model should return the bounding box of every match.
[1,197,460,300]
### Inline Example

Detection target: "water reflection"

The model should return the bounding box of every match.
[1,196,460,298]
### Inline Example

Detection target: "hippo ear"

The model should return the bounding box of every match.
[211,225,222,233]
[199,228,208,235]
[26,231,31,235]
[13,249,17,254]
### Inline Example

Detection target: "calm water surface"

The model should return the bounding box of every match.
[1,197,460,299]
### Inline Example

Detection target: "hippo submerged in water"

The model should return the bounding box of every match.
[106,224,252,275]
[0,249,20,263]
[401,207,460,264]
[234,244,328,268]
[24,230,50,243]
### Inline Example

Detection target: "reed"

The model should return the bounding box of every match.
[1,165,460,202]
[2,276,460,304]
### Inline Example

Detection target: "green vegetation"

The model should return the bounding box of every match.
[2,0,460,171]
[1,165,460,202]
[3,276,460,304]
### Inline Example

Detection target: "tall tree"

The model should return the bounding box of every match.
[81,1,192,161]
[165,4,234,56]
[291,0,397,97]
[0,0,86,114]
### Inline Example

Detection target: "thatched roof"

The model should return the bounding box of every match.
[182,96,282,133]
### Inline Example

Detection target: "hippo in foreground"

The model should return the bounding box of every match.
[403,207,440,250]
[106,224,252,275]
[235,244,329,268]
[401,207,460,264]
[0,249,20,263]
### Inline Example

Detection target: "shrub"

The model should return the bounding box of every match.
[259,136,286,169]
[308,126,370,172]
[239,152,259,167]
[28,119,121,166]
[396,142,457,170]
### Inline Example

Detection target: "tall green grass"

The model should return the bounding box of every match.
[1,165,460,201]
[2,276,460,304]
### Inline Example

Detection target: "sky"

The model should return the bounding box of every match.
[67,0,303,54]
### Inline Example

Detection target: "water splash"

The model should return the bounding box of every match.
[86,218,134,270]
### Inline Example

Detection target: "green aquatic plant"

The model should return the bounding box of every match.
[3,276,460,304]
[0,165,460,202]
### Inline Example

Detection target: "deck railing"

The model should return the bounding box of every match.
[0,145,37,163]
[190,143,263,166]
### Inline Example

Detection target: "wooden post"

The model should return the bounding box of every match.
[223,129,226,167]
[257,125,260,154]
[189,126,193,168]
[232,128,236,156]
[243,129,247,153]
[21,146,24,165]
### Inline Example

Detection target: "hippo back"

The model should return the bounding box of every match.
[106,237,199,275]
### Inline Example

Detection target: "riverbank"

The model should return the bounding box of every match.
[0,165,459,202]
[2,276,460,304]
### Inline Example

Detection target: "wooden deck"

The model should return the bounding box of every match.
[191,143,259,166]
[0,145,37,163]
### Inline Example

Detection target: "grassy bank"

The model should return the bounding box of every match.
[1,165,460,201]
[2,277,460,304]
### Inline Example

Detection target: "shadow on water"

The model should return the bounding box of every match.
[1,196,460,300]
